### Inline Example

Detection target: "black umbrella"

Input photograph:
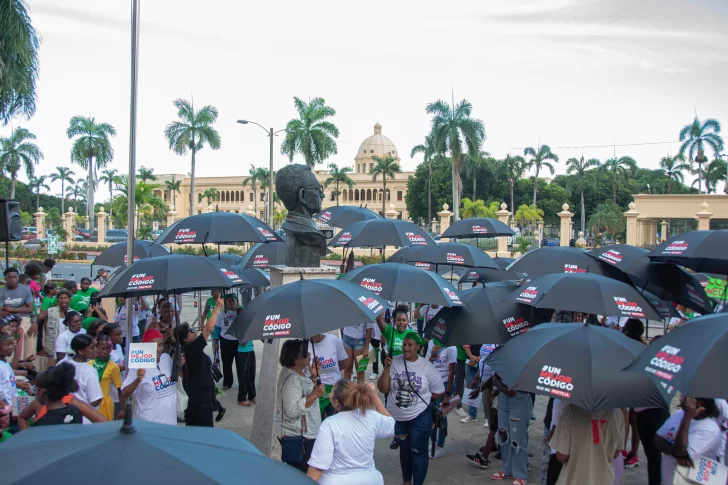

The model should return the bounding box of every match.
[97,254,245,299]
[236,242,286,269]
[328,219,436,248]
[2,419,314,484]
[390,242,498,269]
[93,240,170,267]
[647,230,728,274]
[339,262,463,307]
[227,279,392,341]
[508,272,663,321]
[441,217,515,238]
[493,257,516,269]
[507,246,607,277]
[231,268,270,288]
[206,253,244,266]
[642,290,681,319]
[458,267,521,284]
[486,323,670,410]
[314,206,381,228]
[424,284,541,346]
[154,212,282,245]
[624,313,728,399]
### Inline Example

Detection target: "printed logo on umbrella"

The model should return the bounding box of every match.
[262,314,291,337]
[127,272,155,290]
[414,262,431,270]
[431,317,448,341]
[252,254,269,268]
[471,225,488,234]
[446,252,465,265]
[662,240,688,255]
[358,296,384,313]
[319,211,332,222]
[405,232,428,245]
[564,264,587,273]
[598,250,622,265]
[444,288,462,304]
[517,286,539,303]
[338,232,352,244]
[537,365,574,399]
[645,345,684,382]
[174,228,197,243]
[686,284,706,306]
[465,271,479,282]
[123,255,141,263]
[221,267,243,284]
[256,227,277,241]
[613,296,645,317]
[360,278,383,294]
[503,316,529,336]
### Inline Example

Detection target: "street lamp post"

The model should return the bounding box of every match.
[237,120,286,225]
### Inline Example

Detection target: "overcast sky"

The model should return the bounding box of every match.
[6,0,728,200]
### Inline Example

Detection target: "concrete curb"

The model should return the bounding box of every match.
[56,259,93,264]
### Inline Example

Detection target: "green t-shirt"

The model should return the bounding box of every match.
[382,324,407,357]
[41,296,57,312]
[456,346,467,361]
[75,288,99,306]
[82,317,98,331]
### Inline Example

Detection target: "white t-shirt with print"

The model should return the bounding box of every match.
[386,355,445,422]
[114,305,141,337]
[424,342,457,383]
[61,357,104,405]
[215,309,239,341]
[308,334,347,386]
[479,344,498,383]
[419,304,441,322]
[0,359,17,406]
[715,399,728,459]
[122,353,177,426]
[109,344,126,403]
[308,409,395,485]
[343,323,374,340]
[657,409,722,484]
[55,328,87,355]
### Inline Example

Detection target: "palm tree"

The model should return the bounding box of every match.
[98,168,118,226]
[257,168,277,221]
[198,188,219,207]
[50,166,75,214]
[426,98,485,221]
[280,97,339,167]
[500,154,526,217]
[164,176,182,210]
[463,151,490,201]
[410,135,436,224]
[28,174,49,210]
[113,175,168,233]
[273,208,287,227]
[66,116,116,232]
[701,160,727,194]
[599,156,637,204]
[588,203,625,236]
[137,166,156,183]
[324,163,354,206]
[659,154,690,193]
[678,117,724,193]
[0,0,40,123]
[514,204,544,234]
[66,183,85,213]
[0,126,43,198]
[370,154,402,216]
[523,145,559,206]
[565,156,600,230]
[460,198,491,218]
[164,98,221,216]
[242,165,265,215]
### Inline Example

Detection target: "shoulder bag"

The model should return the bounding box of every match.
[402,358,447,434]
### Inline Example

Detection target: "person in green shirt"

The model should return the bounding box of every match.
[375,303,411,358]
[75,277,100,306]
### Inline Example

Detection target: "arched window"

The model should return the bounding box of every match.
[367,189,372,201]
[342,189,348,202]
[355,189,359,201]
[386,189,391,201]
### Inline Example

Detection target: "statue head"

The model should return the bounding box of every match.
[276,164,323,215]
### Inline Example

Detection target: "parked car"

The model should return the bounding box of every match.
[75,228,90,240]
[105,229,127,243]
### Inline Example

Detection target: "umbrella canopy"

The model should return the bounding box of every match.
[647,230,728,275]
[509,273,663,321]
[424,284,541,346]
[93,240,170,267]
[155,212,282,245]
[493,257,516,269]
[205,253,244,266]
[389,242,498,269]
[441,217,515,238]
[314,206,381,228]
[328,219,436,248]
[97,254,245,298]
[508,246,607,277]
[486,323,669,410]
[232,268,270,288]
[642,290,681,319]
[624,313,728,399]
[228,279,392,340]
[458,267,521,284]
[2,420,313,485]
[339,262,463,307]
[237,242,287,269]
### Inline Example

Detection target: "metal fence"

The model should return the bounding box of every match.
[710,219,728,230]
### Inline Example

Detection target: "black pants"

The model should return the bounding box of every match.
[371,339,381,374]
[283,438,315,472]
[220,338,239,389]
[185,398,214,427]
[546,453,563,485]
[236,350,256,402]
[637,408,671,485]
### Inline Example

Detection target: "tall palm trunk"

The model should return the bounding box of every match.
[612,181,617,204]
[87,159,95,232]
[10,177,17,199]
[667,179,672,194]
[697,161,703,194]
[253,184,258,215]
[532,166,540,206]
[189,148,197,216]
[108,183,114,229]
[472,173,477,201]
[580,191,586,230]
[382,178,387,216]
[427,159,432,226]
[510,180,515,219]
[36,191,40,210]
[61,181,66,214]
[335,182,340,206]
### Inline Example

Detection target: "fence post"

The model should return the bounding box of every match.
[34,207,46,240]
[695,202,713,230]
[660,220,668,242]
[166,207,178,227]
[558,204,573,247]
[437,204,453,242]
[64,207,77,243]
[96,208,107,243]
[496,203,511,256]
[624,202,639,246]
[385,203,399,219]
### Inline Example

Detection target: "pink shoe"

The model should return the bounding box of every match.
[512,479,527,485]
[492,471,513,481]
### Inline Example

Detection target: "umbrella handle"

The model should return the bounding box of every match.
[307,339,322,385]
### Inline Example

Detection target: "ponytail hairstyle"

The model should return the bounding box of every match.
[332,379,375,415]
[393,304,409,322]
[43,362,79,401]
[102,322,120,338]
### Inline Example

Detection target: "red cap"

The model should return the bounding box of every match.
[142,328,164,343]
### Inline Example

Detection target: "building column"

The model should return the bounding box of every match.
[166,208,178,227]
[558,204,574,247]
[537,220,544,247]
[660,220,668,242]
[624,202,640,246]
[34,207,46,240]
[496,203,512,256]
[437,204,453,242]
[64,207,77,243]
[385,203,399,219]
[695,202,713,230]
[96,209,107,243]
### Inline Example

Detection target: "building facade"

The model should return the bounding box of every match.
[153,123,413,221]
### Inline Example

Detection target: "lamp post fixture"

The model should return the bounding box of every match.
[237,120,286,225]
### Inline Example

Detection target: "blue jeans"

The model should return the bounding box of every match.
[394,407,433,485]
[465,363,478,419]
[432,397,448,448]
[497,391,533,480]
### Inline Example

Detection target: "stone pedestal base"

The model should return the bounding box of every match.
[249,264,339,457]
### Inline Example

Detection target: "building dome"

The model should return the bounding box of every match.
[355,123,400,173]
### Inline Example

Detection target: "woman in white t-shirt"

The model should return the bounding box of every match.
[655,396,723,484]
[377,330,445,485]
[63,334,103,408]
[341,323,373,384]
[54,310,86,361]
[307,380,395,484]
[309,334,347,420]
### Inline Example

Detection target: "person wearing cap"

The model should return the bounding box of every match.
[37,288,73,363]
[377,330,445,485]
[212,294,243,393]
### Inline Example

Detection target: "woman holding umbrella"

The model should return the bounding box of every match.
[377,330,444,485]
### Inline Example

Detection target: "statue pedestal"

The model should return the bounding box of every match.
[249,264,339,457]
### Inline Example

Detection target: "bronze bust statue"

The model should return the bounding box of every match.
[275,164,326,267]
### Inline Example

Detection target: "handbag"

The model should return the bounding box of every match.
[278,374,308,463]
[673,456,728,485]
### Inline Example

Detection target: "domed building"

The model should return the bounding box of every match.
[354,122,400,174]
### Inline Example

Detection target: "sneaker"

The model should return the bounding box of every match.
[624,454,640,468]
[455,407,468,418]
[369,373,378,380]
[461,416,477,424]
[466,453,490,469]
[432,447,447,459]
[484,420,489,428]
[512,479,527,485]
[215,407,226,422]
[491,471,512,480]
[389,438,399,450]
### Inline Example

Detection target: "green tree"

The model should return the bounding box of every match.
[98,168,118,226]
[66,182,85,214]
[0,0,40,123]
[113,175,168,232]
[137,166,156,183]
[273,208,287,227]
[659,154,691,194]
[599,156,637,204]
[198,188,219,206]
[461,198,498,218]
[588,203,625,236]
[164,98,221,216]
[371,154,402,216]
[164,176,182,210]
[678,117,724,193]
[565,156,600,230]
[523,145,558,206]
[324,163,354,206]
[700,159,727,194]
[27,174,49,210]
[463,151,490,201]
[514,204,544,234]
[257,168,277,222]
[500,154,526,218]
[405,155,454,223]
[280,97,339,167]
[426,98,485,221]
[49,166,75,215]
[410,135,436,225]
[0,126,42,198]
[66,116,116,232]
[242,165,265,215]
